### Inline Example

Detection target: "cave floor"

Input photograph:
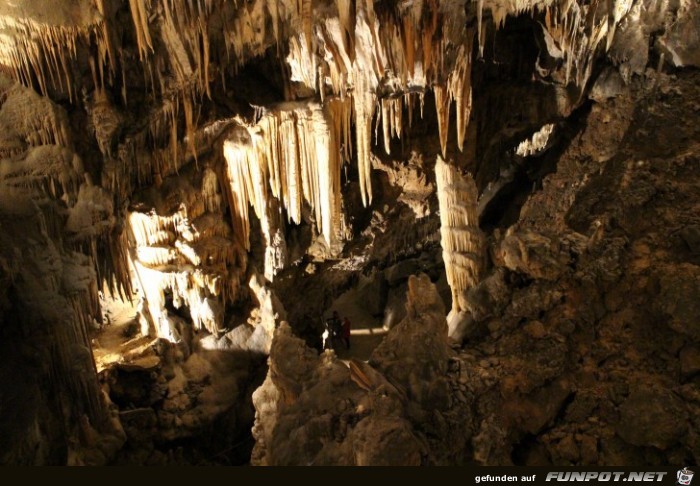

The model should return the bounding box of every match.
[92,293,156,373]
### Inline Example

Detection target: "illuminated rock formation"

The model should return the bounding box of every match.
[128,168,246,339]
[0,0,697,467]
[436,157,484,312]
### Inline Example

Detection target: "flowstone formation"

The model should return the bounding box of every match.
[0,0,697,466]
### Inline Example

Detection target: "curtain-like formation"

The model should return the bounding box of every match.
[224,102,345,256]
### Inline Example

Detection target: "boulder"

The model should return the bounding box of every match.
[447,309,472,343]
[680,345,700,378]
[466,268,512,321]
[495,229,565,281]
[616,387,687,448]
[590,67,626,102]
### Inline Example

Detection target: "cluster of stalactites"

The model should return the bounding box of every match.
[1,0,294,103]
[224,101,345,252]
[0,15,88,102]
[100,87,201,208]
[128,0,303,100]
[435,156,483,313]
[481,0,635,87]
[285,0,475,205]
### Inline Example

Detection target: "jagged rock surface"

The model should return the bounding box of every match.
[252,275,473,465]
[251,70,700,466]
[0,0,698,467]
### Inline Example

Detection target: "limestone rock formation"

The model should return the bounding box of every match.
[252,275,473,465]
[0,0,698,467]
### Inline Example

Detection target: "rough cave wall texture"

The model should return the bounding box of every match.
[0,0,698,465]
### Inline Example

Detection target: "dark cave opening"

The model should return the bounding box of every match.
[479,101,594,230]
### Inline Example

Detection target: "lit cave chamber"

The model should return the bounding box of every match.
[0,0,699,466]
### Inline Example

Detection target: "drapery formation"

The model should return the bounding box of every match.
[224,102,344,252]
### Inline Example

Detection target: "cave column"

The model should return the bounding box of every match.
[435,156,484,338]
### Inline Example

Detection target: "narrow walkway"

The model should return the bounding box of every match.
[331,327,388,361]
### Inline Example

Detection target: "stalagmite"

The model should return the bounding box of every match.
[435,156,484,314]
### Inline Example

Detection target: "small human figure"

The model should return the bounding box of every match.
[331,311,341,335]
[342,317,351,349]
[325,311,341,350]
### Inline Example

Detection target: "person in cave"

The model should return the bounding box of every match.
[324,311,342,350]
[342,317,351,350]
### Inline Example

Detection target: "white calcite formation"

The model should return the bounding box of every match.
[224,102,344,264]
[516,123,555,157]
[435,156,484,314]
[128,169,246,339]
[0,0,664,281]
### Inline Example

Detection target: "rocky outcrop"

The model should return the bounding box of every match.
[457,70,700,466]
[0,79,125,465]
[252,274,474,465]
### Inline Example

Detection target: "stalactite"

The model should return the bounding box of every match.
[183,93,198,162]
[301,0,314,52]
[435,156,484,313]
[93,0,116,83]
[354,92,375,207]
[477,0,485,57]
[128,0,154,60]
[224,101,344,254]
[380,97,404,155]
[449,42,474,152]
[92,225,135,302]
[434,85,450,157]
